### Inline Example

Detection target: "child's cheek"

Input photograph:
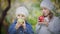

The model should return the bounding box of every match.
[17,16,20,19]
[22,18,25,20]
[22,17,26,20]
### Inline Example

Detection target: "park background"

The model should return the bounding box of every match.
[0,0,60,34]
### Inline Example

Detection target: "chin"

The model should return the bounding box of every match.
[43,13,48,17]
[44,15,47,17]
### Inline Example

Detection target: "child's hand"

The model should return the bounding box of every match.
[22,21,26,30]
[43,17,49,26]
[38,18,48,27]
[43,19,49,27]
[15,22,22,29]
[15,18,24,29]
[38,19,44,25]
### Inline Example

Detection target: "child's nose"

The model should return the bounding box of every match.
[19,16,22,18]
[43,9,45,12]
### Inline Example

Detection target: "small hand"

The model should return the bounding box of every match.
[38,19,44,24]
[22,21,26,30]
[15,22,22,29]
[38,19,48,27]
[43,19,49,26]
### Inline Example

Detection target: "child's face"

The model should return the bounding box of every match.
[17,14,26,20]
[42,7,50,17]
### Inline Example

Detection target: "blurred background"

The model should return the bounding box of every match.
[0,0,60,34]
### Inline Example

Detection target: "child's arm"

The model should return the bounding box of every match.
[48,17,60,34]
[35,23,41,34]
[8,23,17,34]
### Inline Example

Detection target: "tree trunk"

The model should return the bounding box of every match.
[0,0,11,34]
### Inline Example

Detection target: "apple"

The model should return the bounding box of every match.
[39,16,44,22]
[18,18,24,23]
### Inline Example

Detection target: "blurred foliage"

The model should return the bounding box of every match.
[1,26,6,34]
[1,0,8,11]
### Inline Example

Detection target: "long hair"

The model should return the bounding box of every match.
[48,11,53,20]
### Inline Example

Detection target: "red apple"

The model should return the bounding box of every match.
[38,16,44,22]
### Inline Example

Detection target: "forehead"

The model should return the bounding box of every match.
[17,14,25,16]
[41,7,49,10]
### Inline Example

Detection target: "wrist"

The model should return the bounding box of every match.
[23,25,26,29]
[15,26,19,29]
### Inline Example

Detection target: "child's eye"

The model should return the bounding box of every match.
[43,8,48,10]
[18,14,20,16]
[22,15,24,17]
[22,15,25,17]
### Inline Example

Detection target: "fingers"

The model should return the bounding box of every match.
[15,23,21,29]
[22,21,26,29]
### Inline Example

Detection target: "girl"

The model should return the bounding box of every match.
[8,6,34,34]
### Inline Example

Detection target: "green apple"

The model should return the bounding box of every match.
[18,18,24,23]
